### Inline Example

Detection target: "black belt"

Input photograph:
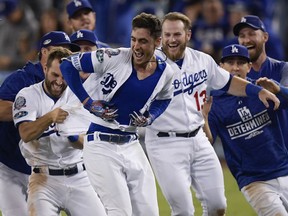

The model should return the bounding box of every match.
[157,126,201,138]
[33,164,85,176]
[87,133,138,144]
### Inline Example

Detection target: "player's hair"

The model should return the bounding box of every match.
[162,12,192,31]
[132,12,162,39]
[46,47,72,68]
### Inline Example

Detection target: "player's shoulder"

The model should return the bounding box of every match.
[17,81,43,96]
[185,47,214,61]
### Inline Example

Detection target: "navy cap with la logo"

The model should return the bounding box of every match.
[221,44,250,62]
[66,0,93,19]
[70,29,98,46]
[39,31,80,52]
[233,15,266,36]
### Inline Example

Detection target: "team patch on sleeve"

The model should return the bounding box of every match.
[14,96,26,110]
[14,111,28,119]
[105,48,120,57]
[96,50,104,63]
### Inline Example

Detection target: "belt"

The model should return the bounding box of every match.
[87,133,138,145]
[33,164,85,176]
[157,126,201,138]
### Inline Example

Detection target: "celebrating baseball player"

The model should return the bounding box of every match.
[203,44,288,215]
[59,12,174,216]
[144,12,279,216]
[0,31,80,216]
[233,15,288,151]
[12,47,107,216]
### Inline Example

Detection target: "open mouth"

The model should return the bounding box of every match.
[134,51,144,59]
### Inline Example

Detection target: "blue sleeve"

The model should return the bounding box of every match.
[276,86,288,109]
[60,53,94,102]
[148,99,171,121]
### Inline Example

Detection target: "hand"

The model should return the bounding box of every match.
[51,108,69,123]
[84,98,118,121]
[202,96,213,120]
[258,89,280,110]
[129,111,152,127]
[256,77,280,94]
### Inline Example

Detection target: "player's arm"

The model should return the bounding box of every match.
[0,100,13,121]
[224,75,280,110]
[60,52,117,121]
[202,97,213,144]
[17,108,68,143]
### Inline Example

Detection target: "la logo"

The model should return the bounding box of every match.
[77,31,84,38]
[231,45,238,53]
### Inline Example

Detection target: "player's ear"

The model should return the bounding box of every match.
[186,29,191,41]
[155,37,161,48]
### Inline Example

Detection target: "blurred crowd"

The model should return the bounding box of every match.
[0,0,288,72]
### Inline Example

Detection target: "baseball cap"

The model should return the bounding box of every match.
[221,44,250,62]
[233,15,266,36]
[39,31,80,52]
[66,0,93,19]
[70,29,98,46]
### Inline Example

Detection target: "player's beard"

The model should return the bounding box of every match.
[247,43,264,63]
[162,42,186,62]
[45,79,67,98]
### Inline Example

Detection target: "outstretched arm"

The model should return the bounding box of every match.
[227,76,280,110]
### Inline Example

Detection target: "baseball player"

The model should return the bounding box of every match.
[0,31,79,216]
[59,13,174,216]
[66,0,109,48]
[233,15,288,151]
[144,12,279,216]
[204,44,288,215]
[12,47,107,216]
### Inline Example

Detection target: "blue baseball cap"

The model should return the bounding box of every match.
[70,29,98,46]
[39,31,80,52]
[221,44,250,62]
[233,15,266,36]
[66,0,93,19]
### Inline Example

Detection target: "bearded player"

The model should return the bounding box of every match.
[144,12,279,216]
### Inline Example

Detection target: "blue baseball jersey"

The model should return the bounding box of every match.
[247,57,288,151]
[0,61,44,174]
[208,85,288,189]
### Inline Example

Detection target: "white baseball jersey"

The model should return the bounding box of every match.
[13,82,83,167]
[145,47,228,215]
[148,47,230,132]
[58,47,174,134]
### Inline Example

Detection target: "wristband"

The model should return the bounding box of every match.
[245,83,263,96]
[84,98,93,110]
[278,86,288,100]
[68,135,79,143]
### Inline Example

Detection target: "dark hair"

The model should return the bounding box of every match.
[46,47,72,68]
[132,12,162,39]
[162,12,192,31]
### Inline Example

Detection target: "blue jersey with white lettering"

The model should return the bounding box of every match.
[247,57,288,151]
[0,61,44,174]
[208,84,288,189]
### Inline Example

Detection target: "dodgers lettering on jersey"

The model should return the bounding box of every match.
[148,47,230,132]
[227,107,271,140]
[173,70,208,96]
